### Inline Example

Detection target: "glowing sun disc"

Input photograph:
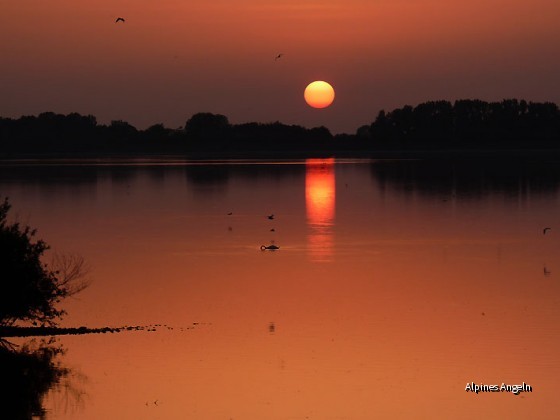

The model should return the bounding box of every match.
[304,81,335,109]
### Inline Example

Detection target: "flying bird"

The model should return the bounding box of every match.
[543,227,551,235]
[115,17,125,23]
[267,214,275,220]
[275,53,284,60]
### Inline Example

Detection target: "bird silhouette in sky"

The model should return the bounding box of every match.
[115,17,125,23]
[275,53,284,60]
[543,227,551,235]
[268,214,275,220]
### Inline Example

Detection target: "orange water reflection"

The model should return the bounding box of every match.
[305,158,335,262]
[2,160,560,419]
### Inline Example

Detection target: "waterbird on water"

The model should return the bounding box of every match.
[115,17,125,23]
[261,244,280,250]
[543,227,551,235]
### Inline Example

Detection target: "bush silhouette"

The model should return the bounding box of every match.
[0,198,87,327]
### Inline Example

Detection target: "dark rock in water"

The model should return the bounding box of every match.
[0,325,145,337]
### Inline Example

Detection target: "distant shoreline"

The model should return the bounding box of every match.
[2,99,560,158]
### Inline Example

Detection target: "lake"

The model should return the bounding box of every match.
[1,157,560,419]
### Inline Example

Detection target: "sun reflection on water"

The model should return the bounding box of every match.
[305,158,335,262]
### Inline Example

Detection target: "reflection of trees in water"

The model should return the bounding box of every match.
[184,164,230,186]
[0,165,98,203]
[0,161,306,192]
[0,338,86,420]
[371,159,560,197]
[184,163,305,191]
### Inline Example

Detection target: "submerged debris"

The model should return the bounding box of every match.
[0,321,213,338]
[261,244,280,251]
[0,325,144,337]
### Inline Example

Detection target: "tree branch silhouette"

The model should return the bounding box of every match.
[0,198,89,327]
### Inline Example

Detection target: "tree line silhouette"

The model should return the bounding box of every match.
[359,99,560,149]
[1,99,559,156]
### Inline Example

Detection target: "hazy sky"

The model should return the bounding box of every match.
[2,0,559,134]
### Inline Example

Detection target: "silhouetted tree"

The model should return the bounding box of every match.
[369,110,391,144]
[1,100,560,155]
[185,113,230,138]
[356,124,372,140]
[412,100,453,143]
[143,123,167,139]
[0,199,88,327]
[368,99,560,148]
[183,113,231,151]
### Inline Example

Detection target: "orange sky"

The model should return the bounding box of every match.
[1,0,559,133]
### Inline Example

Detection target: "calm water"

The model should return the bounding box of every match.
[2,158,560,419]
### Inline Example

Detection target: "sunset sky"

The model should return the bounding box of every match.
[2,0,559,134]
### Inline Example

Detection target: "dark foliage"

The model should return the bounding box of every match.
[365,99,560,148]
[1,99,560,156]
[0,199,87,327]
[185,113,230,138]
[229,121,333,152]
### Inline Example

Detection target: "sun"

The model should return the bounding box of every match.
[304,81,335,109]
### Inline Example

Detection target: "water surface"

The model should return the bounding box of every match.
[1,158,560,419]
